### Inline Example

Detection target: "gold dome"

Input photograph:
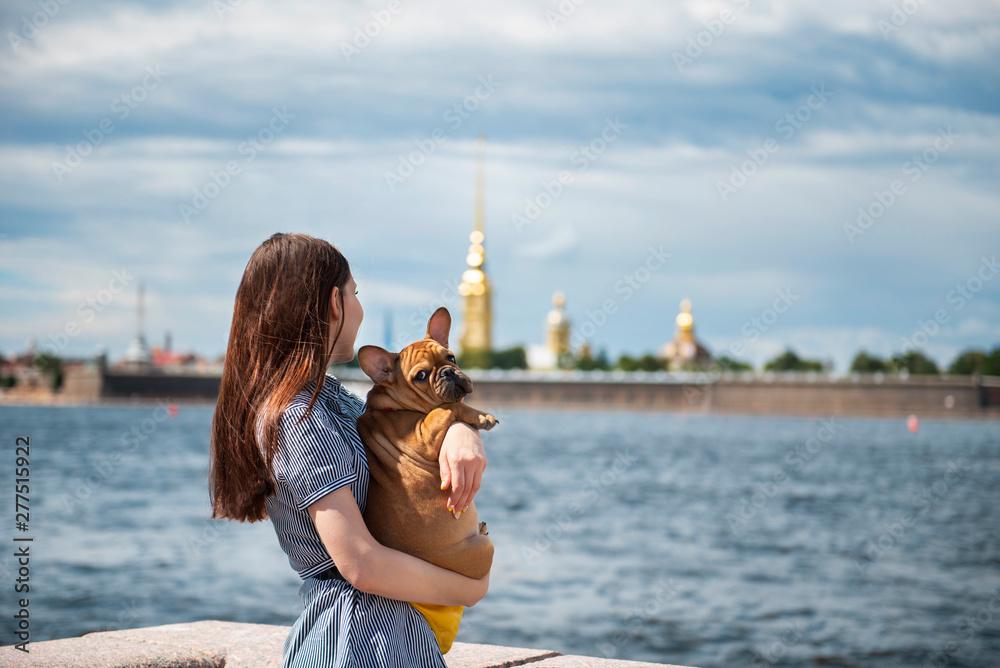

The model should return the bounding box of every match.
[676,298,694,332]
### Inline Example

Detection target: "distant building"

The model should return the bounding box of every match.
[122,282,152,372]
[150,331,199,370]
[546,290,570,356]
[117,286,207,373]
[659,298,713,371]
[527,290,572,370]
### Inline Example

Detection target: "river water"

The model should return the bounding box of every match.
[1,402,998,667]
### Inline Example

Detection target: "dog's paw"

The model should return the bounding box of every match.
[479,521,489,536]
[478,413,499,431]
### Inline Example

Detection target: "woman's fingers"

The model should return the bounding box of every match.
[439,461,451,493]
[467,466,483,509]
[439,421,487,517]
[449,464,467,517]
[451,455,485,516]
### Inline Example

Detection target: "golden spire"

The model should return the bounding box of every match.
[474,132,485,236]
[459,134,493,355]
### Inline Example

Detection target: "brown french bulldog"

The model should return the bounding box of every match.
[356,306,496,582]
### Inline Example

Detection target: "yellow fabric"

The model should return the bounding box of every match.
[409,602,464,654]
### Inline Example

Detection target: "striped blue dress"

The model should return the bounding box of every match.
[262,372,448,668]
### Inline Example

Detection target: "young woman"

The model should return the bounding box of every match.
[209,232,490,667]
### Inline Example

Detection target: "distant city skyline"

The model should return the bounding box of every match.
[1,1,998,373]
[6,276,994,375]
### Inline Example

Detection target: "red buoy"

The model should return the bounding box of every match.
[167,403,179,418]
[907,414,918,433]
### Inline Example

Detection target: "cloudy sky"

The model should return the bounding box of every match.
[1,0,998,372]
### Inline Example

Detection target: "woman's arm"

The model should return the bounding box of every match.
[308,485,489,607]
[439,421,487,517]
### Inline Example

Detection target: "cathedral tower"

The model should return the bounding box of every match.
[546,290,570,360]
[660,298,712,371]
[458,134,493,355]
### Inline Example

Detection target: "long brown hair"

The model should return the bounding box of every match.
[210,232,351,522]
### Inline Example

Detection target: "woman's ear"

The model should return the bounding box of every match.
[329,285,342,321]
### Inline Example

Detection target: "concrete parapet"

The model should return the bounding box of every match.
[1,620,696,668]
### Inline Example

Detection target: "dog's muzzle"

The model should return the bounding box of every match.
[438,366,473,402]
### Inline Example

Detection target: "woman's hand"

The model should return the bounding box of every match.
[439,422,487,518]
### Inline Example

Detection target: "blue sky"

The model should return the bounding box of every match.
[1,0,998,372]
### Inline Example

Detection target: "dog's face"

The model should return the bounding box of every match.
[358,307,474,411]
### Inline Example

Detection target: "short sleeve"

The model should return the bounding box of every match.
[272,401,357,511]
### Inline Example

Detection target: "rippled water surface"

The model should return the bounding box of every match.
[2,404,999,667]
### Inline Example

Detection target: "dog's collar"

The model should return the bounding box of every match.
[379,407,398,411]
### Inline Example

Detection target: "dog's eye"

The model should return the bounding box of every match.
[446,354,456,363]
[414,370,428,381]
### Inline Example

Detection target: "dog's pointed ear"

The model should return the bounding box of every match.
[426,307,451,348]
[358,345,396,385]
